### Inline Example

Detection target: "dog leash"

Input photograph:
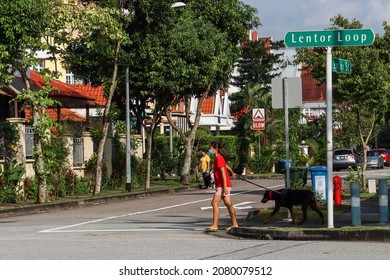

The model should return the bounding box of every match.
[236,175,284,194]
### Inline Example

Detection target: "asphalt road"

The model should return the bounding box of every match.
[1,173,390,260]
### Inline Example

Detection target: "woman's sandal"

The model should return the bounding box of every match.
[226,226,238,231]
[204,227,219,232]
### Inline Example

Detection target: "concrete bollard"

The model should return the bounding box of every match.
[378,179,389,223]
[350,181,361,226]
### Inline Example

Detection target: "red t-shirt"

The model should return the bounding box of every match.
[213,155,232,188]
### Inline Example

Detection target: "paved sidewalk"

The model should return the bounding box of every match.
[225,195,390,241]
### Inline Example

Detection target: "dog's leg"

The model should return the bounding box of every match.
[288,206,295,224]
[264,205,280,224]
[299,204,308,225]
[310,203,325,224]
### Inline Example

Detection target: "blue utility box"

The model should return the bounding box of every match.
[308,166,328,204]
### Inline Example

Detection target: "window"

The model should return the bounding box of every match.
[73,137,84,166]
[65,69,83,84]
[25,126,34,159]
[31,60,45,73]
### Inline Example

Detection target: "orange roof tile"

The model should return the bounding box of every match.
[201,97,215,114]
[301,70,326,102]
[172,102,185,114]
[30,71,95,105]
[69,84,106,106]
[233,107,248,121]
[24,108,86,122]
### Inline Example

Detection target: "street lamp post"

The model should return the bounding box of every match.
[168,2,186,157]
[125,67,131,192]
[169,108,173,156]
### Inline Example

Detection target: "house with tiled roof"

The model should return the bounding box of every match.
[0,70,96,122]
[300,70,326,121]
[0,70,115,178]
[190,89,234,132]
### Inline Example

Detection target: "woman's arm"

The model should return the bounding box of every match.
[226,164,236,178]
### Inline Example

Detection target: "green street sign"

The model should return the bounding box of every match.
[332,58,351,74]
[285,29,375,47]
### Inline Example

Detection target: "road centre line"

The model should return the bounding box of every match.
[39,185,284,233]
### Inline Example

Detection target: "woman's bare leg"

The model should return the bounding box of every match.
[209,195,222,228]
[223,196,238,227]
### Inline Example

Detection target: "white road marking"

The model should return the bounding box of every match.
[234,206,254,210]
[47,228,185,233]
[201,201,255,211]
[39,185,283,233]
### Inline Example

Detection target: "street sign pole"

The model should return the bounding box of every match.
[125,67,132,192]
[326,47,334,228]
[284,28,375,229]
[283,78,291,190]
[283,78,292,221]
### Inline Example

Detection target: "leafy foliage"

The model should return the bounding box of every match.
[0,0,59,83]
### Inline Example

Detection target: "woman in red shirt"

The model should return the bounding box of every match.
[205,141,238,232]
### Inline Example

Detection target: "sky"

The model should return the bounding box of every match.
[241,0,390,41]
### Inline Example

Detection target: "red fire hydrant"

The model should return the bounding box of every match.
[333,175,342,206]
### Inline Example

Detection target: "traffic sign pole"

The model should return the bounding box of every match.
[283,28,375,229]
[283,78,291,190]
[326,47,334,228]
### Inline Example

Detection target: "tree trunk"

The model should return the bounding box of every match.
[34,109,47,204]
[179,86,211,184]
[180,134,195,184]
[93,42,120,195]
[94,121,110,195]
[144,131,153,190]
[357,110,377,191]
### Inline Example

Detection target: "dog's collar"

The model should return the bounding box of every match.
[269,191,272,200]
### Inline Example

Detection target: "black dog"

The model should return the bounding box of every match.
[261,189,325,225]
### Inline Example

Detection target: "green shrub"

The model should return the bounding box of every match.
[25,178,38,201]
[152,137,179,179]
[75,177,90,195]
[65,169,78,196]
[0,158,24,204]
[247,147,274,174]
[0,186,17,204]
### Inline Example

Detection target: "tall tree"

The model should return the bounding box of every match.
[58,0,131,195]
[295,15,390,189]
[165,0,260,183]
[230,38,285,149]
[0,0,63,203]
[124,0,259,186]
